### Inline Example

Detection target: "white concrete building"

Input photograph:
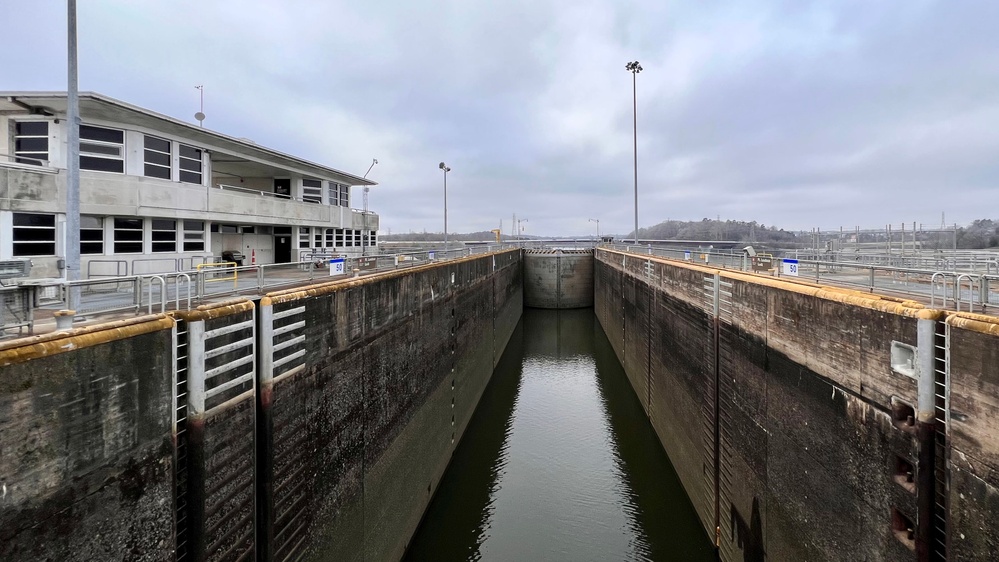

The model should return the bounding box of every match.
[0,91,377,280]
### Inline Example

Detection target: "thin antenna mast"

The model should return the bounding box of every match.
[195,85,206,127]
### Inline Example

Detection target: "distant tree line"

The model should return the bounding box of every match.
[380,218,999,249]
[634,219,799,245]
[955,219,999,249]
[381,230,522,242]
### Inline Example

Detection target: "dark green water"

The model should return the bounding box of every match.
[404,308,715,562]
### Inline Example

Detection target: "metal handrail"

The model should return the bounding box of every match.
[955,274,978,312]
[174,273,192,311]
[0,151,52,167]
[930,272,950,308]
[145,275,167,314]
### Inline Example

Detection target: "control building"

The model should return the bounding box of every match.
[0,91,378,281]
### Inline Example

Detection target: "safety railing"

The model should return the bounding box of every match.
[0,286,34,338]
[608,244,999,313]
[3,244,516,334]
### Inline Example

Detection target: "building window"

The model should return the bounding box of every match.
[12,213,56,256]
[179,144,203,184]
[183,221,205,252]
[328,183,349,207]
[302,179,322,204]
[298,227,310,248]
[13,121,49,165]
[151,219,177,252]
[80,125,125,173]
[313,228,323,248]
[335,228,345,246]
[81,215,104,254]
[325,228,335,247]
[143,135,172,179]
[113,217,144,253]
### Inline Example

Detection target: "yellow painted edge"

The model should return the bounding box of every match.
[265,248,518,306]
[947,312,999,336]
[0,314,175,367]
[170,298,254,322]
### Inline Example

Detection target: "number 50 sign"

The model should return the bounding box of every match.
[782,259,799,276]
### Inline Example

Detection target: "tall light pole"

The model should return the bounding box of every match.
[439,162,450,247]
[66,0,81,310]
[361,158,377,256]
[626,60,642,244]
[518,218,528,245]
[589,218,600,238]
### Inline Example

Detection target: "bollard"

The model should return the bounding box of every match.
[54,309,75,330]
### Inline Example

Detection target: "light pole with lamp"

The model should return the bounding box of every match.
[439,162,450,249]
[626,60,642,244]
[360,158,377,256]
[588,218,600,239]
[518,218,528,246]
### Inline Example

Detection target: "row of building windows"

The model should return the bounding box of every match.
[13,121,205,183]
[11,213,205,256]
[298,227,374,248]
[12,121,349,207]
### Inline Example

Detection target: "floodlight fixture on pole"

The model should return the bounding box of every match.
[589,218,600,238]
[363,158,378,179]
[626,60,642,244]
[439,162,451,248]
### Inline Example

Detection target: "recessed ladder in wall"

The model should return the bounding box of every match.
[174,318,190,562]
[931,320,950,561]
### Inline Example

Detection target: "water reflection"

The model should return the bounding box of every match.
[404,309,714,561]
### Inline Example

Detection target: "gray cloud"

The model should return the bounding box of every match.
[4,0,997,235]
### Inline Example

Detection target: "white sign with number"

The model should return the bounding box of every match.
[329,258,346,276]
[782,259,799,276]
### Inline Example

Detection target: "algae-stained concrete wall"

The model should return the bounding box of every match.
[946,314,999,560]
[175,299,258,562]
[0,316,176,562]
[595,248,930,562]
[259,249,522,562]
[523,249,594,309]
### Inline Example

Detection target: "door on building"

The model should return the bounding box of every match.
[275,235,291,263]
[274,178,291,199]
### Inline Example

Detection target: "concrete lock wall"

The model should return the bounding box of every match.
[256,249,523,562]
[945,314,999,561]
[523,249,594,309]
[0,315,177,562]
[0,248,521,562]
[594,247,999,562]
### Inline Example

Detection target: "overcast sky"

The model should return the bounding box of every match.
[4,1,998,236]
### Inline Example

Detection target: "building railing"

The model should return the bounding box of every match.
[0,152,59,172]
